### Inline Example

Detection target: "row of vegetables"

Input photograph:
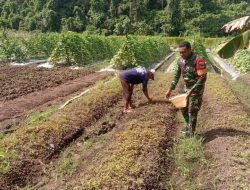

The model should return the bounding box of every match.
[0,32,170,69]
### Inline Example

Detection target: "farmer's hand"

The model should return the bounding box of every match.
[148,98,153,103]
[165,89,172,99]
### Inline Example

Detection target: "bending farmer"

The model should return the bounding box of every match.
[119,66,154,113]
[165,42,207,136]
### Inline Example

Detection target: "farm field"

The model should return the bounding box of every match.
[0,32,250,190]
[0,63,113,132]
[0,64,94,101]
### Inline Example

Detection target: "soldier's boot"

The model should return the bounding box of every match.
[181,124,193,137]
[181,107,191,137]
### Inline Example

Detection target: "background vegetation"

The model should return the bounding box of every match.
[0,0,249,37]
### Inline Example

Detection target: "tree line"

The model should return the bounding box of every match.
[0,0,249,36]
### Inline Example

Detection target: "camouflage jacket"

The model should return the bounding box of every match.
[169,53,207,95]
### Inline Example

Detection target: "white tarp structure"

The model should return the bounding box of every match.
[222,16,250,33]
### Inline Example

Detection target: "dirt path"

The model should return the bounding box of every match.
[196,74,250,190]
[0,71,111,131]
[166,73,250,190]
[239,74,250,87]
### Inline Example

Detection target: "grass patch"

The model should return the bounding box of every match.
[0,133,5,140]
[26,107,57,125]
[0,148,16,174]
[206,74,238,104]
[81,122,165,190]
[205,74,250,128]
[169,136,209,189]
[228,114,250,127]
[239,151,250,167]
[57,151,79,177]
[83,136,106,149]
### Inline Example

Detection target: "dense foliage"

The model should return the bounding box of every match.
[228,49,250,73]
[0,32,125,64]
[110,36,170,69]
[0,32,25,62]
[24,33,59,58]
[49,33,124,65]
[0,32,60,62]
[0,0,249,36]
[190,36,210,64]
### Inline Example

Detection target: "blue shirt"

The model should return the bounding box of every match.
[120,66,149,89]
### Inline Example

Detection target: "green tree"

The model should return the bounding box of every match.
[0,0,249,36]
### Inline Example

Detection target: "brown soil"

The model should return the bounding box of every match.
[238,73,250,88]
[0,64,93,101]
[197,74,250,190]
[0,66,111,131]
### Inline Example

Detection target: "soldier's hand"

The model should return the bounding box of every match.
[165,89,172,99]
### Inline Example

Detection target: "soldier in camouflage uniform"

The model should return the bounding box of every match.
[165,42,207,136]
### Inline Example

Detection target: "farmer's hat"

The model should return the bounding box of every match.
[148,69,155,80]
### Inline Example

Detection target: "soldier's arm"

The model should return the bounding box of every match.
[169,63,181,91]
[190,58,207,94]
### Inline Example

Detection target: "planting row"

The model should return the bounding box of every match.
[5,73,180,190]
[0,33,172,68]
[0,77,121,189]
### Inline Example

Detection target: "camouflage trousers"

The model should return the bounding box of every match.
[181,94,203,133]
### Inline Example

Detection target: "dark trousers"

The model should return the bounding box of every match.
[119,75,134,102]
[181,94,203,133]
